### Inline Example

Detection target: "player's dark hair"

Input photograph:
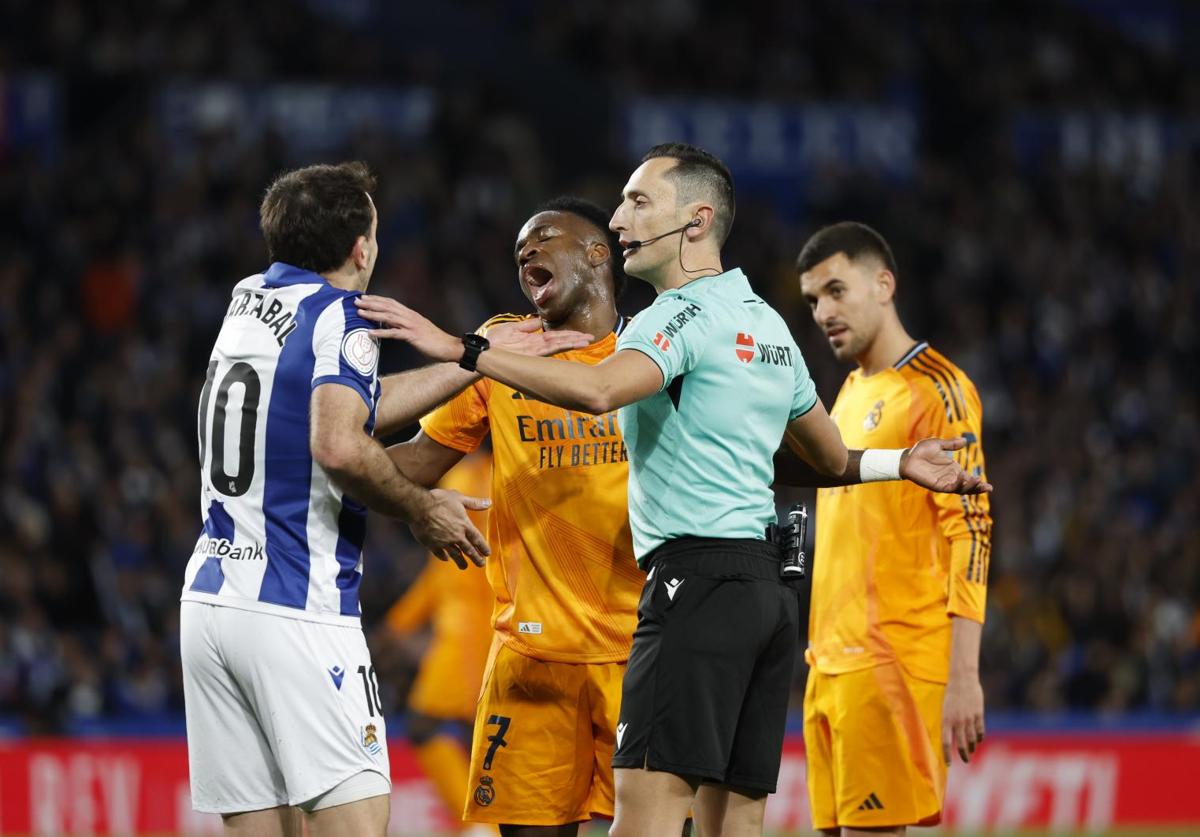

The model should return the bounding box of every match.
[259,161,377,274]
[795,221,899,280]
[641,143,736,245]
[535,195,628,298]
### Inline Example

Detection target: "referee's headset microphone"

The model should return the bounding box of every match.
[624,217,702,250]
[625,217,720,277]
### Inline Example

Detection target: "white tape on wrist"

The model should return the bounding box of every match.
[859,448,904,482]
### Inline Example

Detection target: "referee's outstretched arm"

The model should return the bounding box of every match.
[775,434,991,494]
[779,397,849,478]
[356,292,666,414]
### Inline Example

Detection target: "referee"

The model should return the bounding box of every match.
[355,143,978,837]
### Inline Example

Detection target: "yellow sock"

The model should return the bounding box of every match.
[413,735,472,823]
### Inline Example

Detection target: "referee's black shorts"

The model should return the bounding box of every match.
[611,536,800,794]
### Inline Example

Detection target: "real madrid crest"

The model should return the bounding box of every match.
[474,775,496,807]
[863,400,884,432]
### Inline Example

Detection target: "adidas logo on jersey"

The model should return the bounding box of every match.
[664,578,684,601]
[518,622,542,635]
[616,722,628,748]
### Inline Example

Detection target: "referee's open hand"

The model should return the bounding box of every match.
[410,488,492,569]
[900,437,993,495]
[486,317,593,357]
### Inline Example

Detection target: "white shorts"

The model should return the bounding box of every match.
[181,601,391,813]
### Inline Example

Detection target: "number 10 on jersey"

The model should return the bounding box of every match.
[198,360,261,497]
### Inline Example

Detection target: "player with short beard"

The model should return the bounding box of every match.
[791,221,992,833]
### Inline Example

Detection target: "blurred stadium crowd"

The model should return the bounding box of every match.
[0,0,1197,731]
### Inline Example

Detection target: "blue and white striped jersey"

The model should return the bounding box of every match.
[180,262,382,626]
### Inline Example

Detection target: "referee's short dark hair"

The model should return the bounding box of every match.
[260,161,377,274]
[536,195,628,298]
[641,143,736,245]
[796,221,899,280]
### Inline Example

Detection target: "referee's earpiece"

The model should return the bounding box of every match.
[689,218,702,228]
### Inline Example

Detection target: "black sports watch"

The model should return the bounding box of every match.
[459,333,490,372]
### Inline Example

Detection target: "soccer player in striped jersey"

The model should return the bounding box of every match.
[179,163,588,837]
[790,222,993,834]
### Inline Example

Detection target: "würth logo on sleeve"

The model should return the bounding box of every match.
[734,331,794,367]
[652,302,702,353]
[735,332,755,362]
[756,342,794,367]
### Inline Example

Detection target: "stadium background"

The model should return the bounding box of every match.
[1,0,1198,833]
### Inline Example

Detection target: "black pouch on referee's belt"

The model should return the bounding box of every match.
[766,502,808,590]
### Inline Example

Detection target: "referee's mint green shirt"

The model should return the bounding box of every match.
[617,268,818,564]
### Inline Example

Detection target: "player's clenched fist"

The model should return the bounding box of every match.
[410,488,492,569]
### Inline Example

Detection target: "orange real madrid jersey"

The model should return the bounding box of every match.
[808,342,991,684]
[419,315,641,664]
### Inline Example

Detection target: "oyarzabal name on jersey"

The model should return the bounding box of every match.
[225,290,300,346]
[194,536,265,561]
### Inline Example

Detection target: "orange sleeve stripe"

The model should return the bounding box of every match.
[967,402,992,584]
[952,418,974,581]
[956,393,991,584]
[955,444,981,583]
[909,353,964,421]
[920,350,971,420]
[908,351,993,588]
[905,361,955,423]
[964,498,983,582]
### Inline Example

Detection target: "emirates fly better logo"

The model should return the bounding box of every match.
[735,332,755,362]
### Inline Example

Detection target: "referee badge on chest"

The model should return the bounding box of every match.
[863,400,884,432]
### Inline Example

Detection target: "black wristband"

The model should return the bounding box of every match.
[459,333,490,372]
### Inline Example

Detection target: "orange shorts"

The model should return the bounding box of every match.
[803,661,946,830]
[464,637,624,826]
